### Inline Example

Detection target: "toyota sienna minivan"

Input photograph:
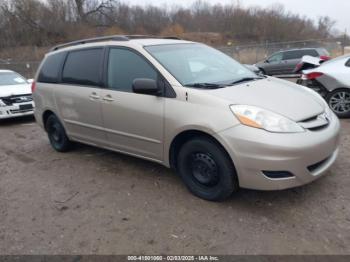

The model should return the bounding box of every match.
[32,35,340,201]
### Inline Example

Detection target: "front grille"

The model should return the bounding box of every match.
[1,94,33,105]
[308,124,329,131]
[10,108,33,114]
[298,112,330,131]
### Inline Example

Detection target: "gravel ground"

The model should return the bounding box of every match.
[0,116,349,255]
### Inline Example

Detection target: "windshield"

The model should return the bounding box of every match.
[145,43,258,87]
[0,72,27,86]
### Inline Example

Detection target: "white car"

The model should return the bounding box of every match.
[297,54,350,117]
[0,70,35,119]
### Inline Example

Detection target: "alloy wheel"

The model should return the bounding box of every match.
[328,91,350,114]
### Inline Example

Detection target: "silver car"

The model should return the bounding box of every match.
[255,48,330,76]
[298,54,350,118]
[33,36,340,201]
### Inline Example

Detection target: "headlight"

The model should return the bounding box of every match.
[0,99,6,107]
[230,105,305,133]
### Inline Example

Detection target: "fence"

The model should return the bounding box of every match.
[0,39,347,78]
[217,39,344,64]
[0,61,40,79]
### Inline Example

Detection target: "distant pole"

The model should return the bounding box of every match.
[343,29,347,55]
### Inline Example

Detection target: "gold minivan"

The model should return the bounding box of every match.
[33,35,340,201]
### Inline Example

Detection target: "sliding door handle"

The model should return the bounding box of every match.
[89,92,100,100]
[102,95,115,102]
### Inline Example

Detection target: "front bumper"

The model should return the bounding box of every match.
[0,102,34,119]
[215,115,340,190]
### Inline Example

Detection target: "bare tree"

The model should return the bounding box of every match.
[0,0,337,50]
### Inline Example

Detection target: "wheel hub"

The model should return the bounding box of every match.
[50,123,62,143]
[190,153,219,186]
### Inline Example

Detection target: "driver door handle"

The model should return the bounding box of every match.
[102,94,115,102]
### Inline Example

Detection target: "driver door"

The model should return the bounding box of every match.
[264,52,283,75]
[100,47,165,161]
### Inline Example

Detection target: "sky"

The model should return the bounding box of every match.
[125,0,349,33]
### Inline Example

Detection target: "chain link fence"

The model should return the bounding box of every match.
[0,39,347,78]
[0,61,40,79]
[217,39,345,64]
[0,61,41,79]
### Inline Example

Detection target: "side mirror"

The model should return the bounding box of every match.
[27,79,34,84]
[132,78,161,95]
[265,59,270,63]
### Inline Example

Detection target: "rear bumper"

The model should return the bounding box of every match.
[0,102,34,119]
[215,115,340,190]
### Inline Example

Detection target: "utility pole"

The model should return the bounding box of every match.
[342,29,347,55]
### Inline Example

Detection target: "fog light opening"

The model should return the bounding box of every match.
[262,171,295,179]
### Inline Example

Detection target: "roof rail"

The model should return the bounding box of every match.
[50,35,182,51]
[50,35,128,51]
[125,35,181,40]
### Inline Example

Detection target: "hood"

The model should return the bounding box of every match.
[209,77,325,122]
[0,84,32,97]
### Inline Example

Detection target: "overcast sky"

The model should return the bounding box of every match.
[125,0,349,33]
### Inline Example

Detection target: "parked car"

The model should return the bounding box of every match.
[0,70,34,119]
[33,36,340,201]
[297,54,350,118]
[255,48,330,76]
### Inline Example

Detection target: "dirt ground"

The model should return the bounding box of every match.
[0,116,349,255]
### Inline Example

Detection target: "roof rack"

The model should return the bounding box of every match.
[50,35,181,51]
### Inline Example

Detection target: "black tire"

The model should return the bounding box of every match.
[45,114,71,152]
[326,88,350,118]
[177,137,238,201]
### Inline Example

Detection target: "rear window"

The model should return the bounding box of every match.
[62,48,103,86]
[38,52,66,83]
[283,49,318,60]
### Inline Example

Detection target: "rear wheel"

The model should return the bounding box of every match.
[326,89,350,118]
[177,137,238,201]
[45,114,71,152]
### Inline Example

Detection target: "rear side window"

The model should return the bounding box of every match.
[283,50,318,60]
[38,52,66,83]
[108,48,158,92]
[62,48,103,86]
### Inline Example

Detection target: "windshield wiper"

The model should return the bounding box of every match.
[229,77,263,85]
[184,82,226,89]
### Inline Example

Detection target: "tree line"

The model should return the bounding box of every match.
[0,0,336,49]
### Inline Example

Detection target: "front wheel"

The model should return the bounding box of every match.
[326,89,350,118]
[45,114,72,152]
[177,137,238,201]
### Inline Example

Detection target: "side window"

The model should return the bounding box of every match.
[108,48,158,92]
[62,48,103,86]
[268,53,283,63]
[283,51,301,60]
[38,52,66,83]
[302,49,318,57]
